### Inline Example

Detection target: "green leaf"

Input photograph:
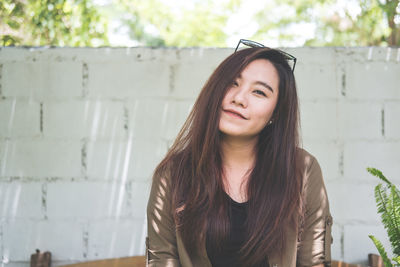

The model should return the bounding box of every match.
[390,186,400,255]
[1,0,108,46]
[375,184,400,254]
[7,20,20,29]
[367,167,392,185]
[369,235,393,267]
[368,167,400,256]
[368,167,400,259]
[393,255,400,264]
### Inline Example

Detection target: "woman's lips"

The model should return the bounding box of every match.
[223,109,248,120]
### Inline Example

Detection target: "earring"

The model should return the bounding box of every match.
[268,120,273,125]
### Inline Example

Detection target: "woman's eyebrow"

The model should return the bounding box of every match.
[236,74,274,92]
[254,81,274,93]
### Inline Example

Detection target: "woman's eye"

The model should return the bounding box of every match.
[254,89,266,96]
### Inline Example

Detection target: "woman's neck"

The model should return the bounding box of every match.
[220,135,257,169]
[220,135,258,203]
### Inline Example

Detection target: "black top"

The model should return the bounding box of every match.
[206,193,248,267]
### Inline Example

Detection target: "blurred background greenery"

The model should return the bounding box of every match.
[1,0,399,47]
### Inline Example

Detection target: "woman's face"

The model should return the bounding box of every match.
[219,59,279,139]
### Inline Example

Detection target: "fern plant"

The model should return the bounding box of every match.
[367,167,400,267]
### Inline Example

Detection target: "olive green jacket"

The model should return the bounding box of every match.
[146,149,332,267]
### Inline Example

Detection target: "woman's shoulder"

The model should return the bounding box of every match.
[148,159,175,212]
[296,147,319,169]
[152,161,173,186]
[296,147,325,189]
[151,152,182,187]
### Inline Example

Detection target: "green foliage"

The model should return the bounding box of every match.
[1,0,399,47]
[115,0,239,47]
[251,0,400,46]
[252,0,334,44]
[369,235,393,267]
[368,167,393,185]
[310,0,399,46]
[0,0,24,45]
[0,0,108,46]
[368,167,400,266]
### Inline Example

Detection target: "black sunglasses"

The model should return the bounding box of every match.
[234,39,297,72]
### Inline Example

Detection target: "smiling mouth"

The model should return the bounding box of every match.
[224,109,247,120]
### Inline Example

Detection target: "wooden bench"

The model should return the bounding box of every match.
[60,255,383,267]
[332,261,364,267]
[59,256,145,267]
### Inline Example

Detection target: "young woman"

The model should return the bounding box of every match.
[146,40,332,267]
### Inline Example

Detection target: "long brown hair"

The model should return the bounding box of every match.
[154,47,302,266]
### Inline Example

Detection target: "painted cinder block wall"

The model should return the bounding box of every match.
[0,46,399,266]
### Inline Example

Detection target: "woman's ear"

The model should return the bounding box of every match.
[270,113,277,123]
[271,108,279,122]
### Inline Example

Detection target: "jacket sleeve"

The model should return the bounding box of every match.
[297,155,333,267]
[146,168,181,267]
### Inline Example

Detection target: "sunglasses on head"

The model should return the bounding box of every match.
[234,39,297,72]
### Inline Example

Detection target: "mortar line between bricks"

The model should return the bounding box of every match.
[40,103,43,133]
[82,223,89,259]
[42,183,48,219]
[81,138,87,179]
[381,107,385,137]
[169,65,175,93]
[82,62,89,97]
[341,67,346,97]
[339,145,344,177]
[126,181,133,216]
[123,104,129,134]
[0,64,3,97]
[5,176,123,182]
[0,221,3,259]
[340,226,344,259]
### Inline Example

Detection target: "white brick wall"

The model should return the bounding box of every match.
[344,142,400,183]
[0,46,399,266]
[3,220,85,261]
[87,61,170,98]
[343,224,391,263]
[289,47,342,101]
[386,101,400,139]
[172,50,227,99]
[85,140,131,181]
[1,140,81,178]
[300,100,338,140]
[87,218,146,259]
[0,182,42,219]
[0,99,40,137]
[328,181,379,224]
[345,61,400,100]
[302,141,341,179]
[338,101,382,140]
[46,181,130,218]
[127,99,169,139]
[43,100,126,139]
[3,61,83,99]
[162,100,193,140]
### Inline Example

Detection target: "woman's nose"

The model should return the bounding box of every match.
[231,87,247,107]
